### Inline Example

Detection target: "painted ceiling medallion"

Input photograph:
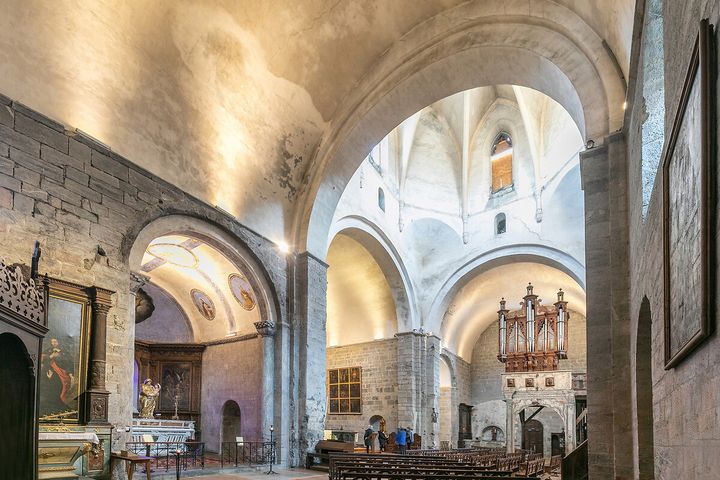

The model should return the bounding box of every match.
[146,243,199,268]
[228,273,257,311]
[190,289,215,321]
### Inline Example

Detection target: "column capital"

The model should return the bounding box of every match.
[129,271,150,294]
[254,320,276,337]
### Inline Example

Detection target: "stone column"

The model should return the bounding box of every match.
[580,133,632,479]
[84,286,113,424]
[293,252,328,466]
[255,320,276,440]
[565,397,577,454]
[505,400,514,453]
[425,335,441,449]
[395,332,420,431]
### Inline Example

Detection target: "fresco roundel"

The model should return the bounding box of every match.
[228,273,257,311]
[190,289,216,321]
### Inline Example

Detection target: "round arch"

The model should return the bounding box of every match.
[295,1,625,259]
[128,214,280,329]
[426,244,586,336]
[329,215,419,331]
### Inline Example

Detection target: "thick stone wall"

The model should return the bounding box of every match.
[201,337,264,453]
[625,1,720,479]
[0,95,290,469]
[325,338,398,437]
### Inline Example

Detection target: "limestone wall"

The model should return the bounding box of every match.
[325,338,398,439]
[625,1,720,478]
[0,95,290,465]
[201,337,264,452]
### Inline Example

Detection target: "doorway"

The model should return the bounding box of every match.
[0,333,34,479]
[221,400,242,444]
[551,432,565,457]
[523,419,544,455]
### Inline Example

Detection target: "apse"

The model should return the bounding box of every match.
[137,234,261,342]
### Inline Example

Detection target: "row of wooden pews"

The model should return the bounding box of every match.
[327,450,546,480]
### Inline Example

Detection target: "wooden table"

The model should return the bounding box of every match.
[110,453,153,480]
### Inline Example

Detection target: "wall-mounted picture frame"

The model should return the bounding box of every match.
[39,282,91,423]
[662,19,715,369]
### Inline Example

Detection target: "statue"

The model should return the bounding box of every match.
[139,379,161,419]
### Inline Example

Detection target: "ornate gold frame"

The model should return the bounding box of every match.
[39,279,92,423]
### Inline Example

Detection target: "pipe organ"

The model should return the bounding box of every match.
[497,283,569,372]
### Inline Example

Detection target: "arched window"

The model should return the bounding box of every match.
[641,0,665,218]
[491,132,513,193]
[495,213,506,235]
[378,188,385,212]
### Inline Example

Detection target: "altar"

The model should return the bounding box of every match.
[38,428,110,480]
[130,418,196,443]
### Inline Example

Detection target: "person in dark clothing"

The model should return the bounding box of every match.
[378,430,388,452]
[364,426,374,454]
[407,429,414,450]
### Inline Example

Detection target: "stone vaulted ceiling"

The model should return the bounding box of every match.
[0,0,635,248]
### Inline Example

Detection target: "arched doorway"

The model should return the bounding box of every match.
[0,333,34,479]
[369,415,386,433]
[221,400,242,444]
[523,419,544,455]
[634,297,654,479]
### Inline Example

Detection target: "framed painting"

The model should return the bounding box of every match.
[39,288,90,422]
[159,362,193,411]
[662,19,715,369]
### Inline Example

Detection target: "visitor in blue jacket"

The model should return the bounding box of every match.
[396,427,407,454]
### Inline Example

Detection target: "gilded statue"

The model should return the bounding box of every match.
[139,379,161,419]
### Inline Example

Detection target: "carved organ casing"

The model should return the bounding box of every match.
[498,283,569,372]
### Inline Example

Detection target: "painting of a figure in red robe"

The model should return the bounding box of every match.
[39,297,83,421]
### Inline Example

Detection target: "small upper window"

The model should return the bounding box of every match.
[495,213,506,235]
[491,132,513,193]
[378,188,386,212]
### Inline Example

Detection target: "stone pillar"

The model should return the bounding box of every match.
[84,287,114,424]
[565,398,577,454]
[255,320,276,440]
[424,335,441,449]
[395,332,421,431]
[505,400,514,453]
[580,133,632,479]
[294,252,328,466]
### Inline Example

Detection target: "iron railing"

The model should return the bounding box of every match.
[220,441,275,468]
[125,441,205,472]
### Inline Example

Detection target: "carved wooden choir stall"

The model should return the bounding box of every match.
[497,283,569,372]
[0,253,47,480]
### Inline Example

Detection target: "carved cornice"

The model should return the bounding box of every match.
[254,320,276,337]
[0,259,45,324]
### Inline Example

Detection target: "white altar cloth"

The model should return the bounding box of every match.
[39,432,100,444]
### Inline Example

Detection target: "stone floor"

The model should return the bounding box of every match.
[143,468,326,479]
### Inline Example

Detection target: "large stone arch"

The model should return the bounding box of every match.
[329,215,419,332]
[426,244,586,337]
[128,214,280,328]
[296,1,625,258]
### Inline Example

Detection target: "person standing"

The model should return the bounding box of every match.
[407,428,414,450]
[364,425,374,454]
[378,429,388,452]
[396,427,407,454]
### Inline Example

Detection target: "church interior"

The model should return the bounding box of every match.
[0,1,718,479]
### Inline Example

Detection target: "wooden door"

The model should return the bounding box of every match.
[458,403,473,443]
[0,333,34,479]
[523,419,544,455]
